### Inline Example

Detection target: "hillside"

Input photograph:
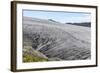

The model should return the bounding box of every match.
[23,17,91,62]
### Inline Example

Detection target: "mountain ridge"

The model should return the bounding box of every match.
[23,16,91,62]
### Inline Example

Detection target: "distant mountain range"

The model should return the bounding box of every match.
[66,22,91,27]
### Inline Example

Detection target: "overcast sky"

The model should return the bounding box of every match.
[23,10,91,23]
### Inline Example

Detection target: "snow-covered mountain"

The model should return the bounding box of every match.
[23,16,91,61]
